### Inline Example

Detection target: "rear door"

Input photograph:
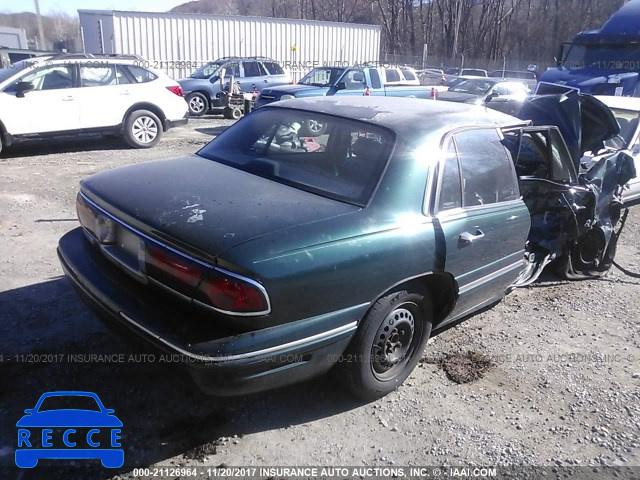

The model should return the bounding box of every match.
[239,61,267,92]
[433,128,530,323]
[261,61,289,88]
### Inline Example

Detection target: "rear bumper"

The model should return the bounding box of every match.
[57,227,360,396]
[165,112,189,129]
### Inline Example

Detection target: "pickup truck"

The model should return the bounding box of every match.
[255,66,434,110]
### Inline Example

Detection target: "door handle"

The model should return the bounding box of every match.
[62,96,74,101]
[120,91,131,95]
[459,229,485,245]
[263,79,268,83]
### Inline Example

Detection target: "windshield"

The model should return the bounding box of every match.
[0,59,35,84]
[298,67,345,87]
[604,107,640,148]
[197,108,394,206]
[190,62,223,79]
[449,79,496,95]
[565,43,640,70]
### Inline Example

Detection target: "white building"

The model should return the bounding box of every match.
[79,10,381,81]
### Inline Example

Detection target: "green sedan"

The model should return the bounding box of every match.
[58,97,531,400]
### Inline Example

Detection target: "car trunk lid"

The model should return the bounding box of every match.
[80,154,359,261]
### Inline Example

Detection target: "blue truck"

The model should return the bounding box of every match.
[538,0,640,96]
[256,66,434,110]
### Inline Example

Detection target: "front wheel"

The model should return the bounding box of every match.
[334,290,432,401]
[186,92,208,116]
[124,110,163,149]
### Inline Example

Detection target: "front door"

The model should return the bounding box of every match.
[2,64,80,134]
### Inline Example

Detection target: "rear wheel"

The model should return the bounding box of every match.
[124,110,163,149]
[186,92,208,116]
[334,289,432,401]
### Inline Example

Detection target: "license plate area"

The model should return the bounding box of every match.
[100,226,147,283]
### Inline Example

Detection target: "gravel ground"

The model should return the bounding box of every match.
[0,116,638,478]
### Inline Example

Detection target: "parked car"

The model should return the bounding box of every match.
[0,47,50,69]
[58,96,632,400]
[438,78,530,114]
[179,57,290,116]
[0,54,188,153]
[595,95,640,203]
[416,68,446,86]
[58,97,533,400]
[256,66,432,110]
[445,68,488,77]
[488,70,538,90]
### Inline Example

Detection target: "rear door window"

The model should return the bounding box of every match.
[437,141,463,211]
[80,65,116,87]
[454,129,519,206]
[263,62,284,75]
[242,61,264,77]
[401,69,416,81]
[124,66,157,83]
[385,69,401,83]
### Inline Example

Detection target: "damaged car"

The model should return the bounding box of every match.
[508,92,636,284]
[57,95,634,401]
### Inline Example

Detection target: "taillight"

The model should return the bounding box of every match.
[197,269,269,314]
[146,243,204,294]
[76,193,96,231]
[166,85,184,97]
[76,193,116,244]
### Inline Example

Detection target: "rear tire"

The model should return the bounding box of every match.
[186,92,208,116]
[334,289,432,401]
[123,110,163,149]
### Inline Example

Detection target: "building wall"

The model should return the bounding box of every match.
[0,26,28,50]
[79,10,381,81]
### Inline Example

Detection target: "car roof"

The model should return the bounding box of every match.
[596,95,640,112]
[266,96,525,140]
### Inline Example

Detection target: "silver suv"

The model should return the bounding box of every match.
[179,57,290,116]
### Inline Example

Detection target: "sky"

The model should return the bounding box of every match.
[0,0,187,17]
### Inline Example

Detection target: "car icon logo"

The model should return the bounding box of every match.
[16,391,123,468]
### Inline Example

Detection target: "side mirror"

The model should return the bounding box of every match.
[15,81,34,98]
[335,82,346,91]
[24,409,34,414]
[209,75,219,84]
[104,409,115,414]
[486,92,499,102]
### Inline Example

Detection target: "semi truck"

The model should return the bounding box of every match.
[538,0,640,96]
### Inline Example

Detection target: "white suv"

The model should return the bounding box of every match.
[0,54,188,153]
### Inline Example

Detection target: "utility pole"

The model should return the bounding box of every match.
[34,0,46,50]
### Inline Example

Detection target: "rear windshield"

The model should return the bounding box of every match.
[197,108,395,206]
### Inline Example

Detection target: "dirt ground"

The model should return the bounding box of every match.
[0,116,638,479]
